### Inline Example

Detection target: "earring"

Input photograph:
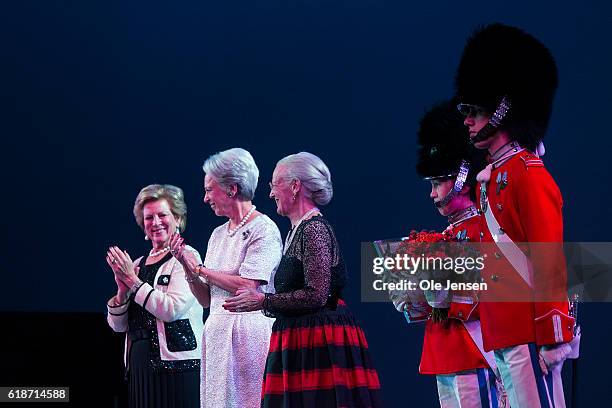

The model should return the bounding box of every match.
[145,234,150,241]
[292,193,297,201]
[227,192,234,198]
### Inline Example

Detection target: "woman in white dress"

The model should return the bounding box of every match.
[169,148,282,408]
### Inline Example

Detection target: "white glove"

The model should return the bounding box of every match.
[568,325,581,359]
[424,288,450,308]
[538,343,572,376]
[391,295,430,322]
[390,292,407,312]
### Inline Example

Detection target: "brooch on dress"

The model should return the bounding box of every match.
[157,275,171,286]
[242,229,251,240]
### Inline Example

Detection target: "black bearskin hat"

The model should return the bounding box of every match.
[454,23,558,151]
[416,100,486,189]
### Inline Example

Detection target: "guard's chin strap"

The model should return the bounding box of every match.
[434,160,470,208]
[471,96,512,144]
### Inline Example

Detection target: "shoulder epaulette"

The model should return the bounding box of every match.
[520,153,544,168]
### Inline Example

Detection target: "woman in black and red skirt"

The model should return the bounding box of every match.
[224,152,382,407]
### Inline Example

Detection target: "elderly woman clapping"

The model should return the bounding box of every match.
[169,148,282,408]
[106,184,203,408]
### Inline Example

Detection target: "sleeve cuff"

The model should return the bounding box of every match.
[134,282,154,307]
[107,296,130,316]
[403,309,430,324]
[535,309,575,345]
[448,302,478,322]
[262,293,276,317]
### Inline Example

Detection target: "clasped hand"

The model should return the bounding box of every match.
[106,246,139,294]
[169,233,200,279]
[223,288,265,312]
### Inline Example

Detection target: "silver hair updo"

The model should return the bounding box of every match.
[277,152,333,206]
[203,148,259,201]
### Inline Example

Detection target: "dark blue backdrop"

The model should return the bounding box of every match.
[3,1,611,405]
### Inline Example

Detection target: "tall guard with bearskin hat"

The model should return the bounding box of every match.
[454,23,577,408]
[394,101,505,408]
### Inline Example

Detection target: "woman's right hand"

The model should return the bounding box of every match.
[169,234,200,272]
[169,235,204,285]
[106,253,131,303]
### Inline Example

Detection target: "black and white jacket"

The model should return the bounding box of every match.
[107,245,204,364]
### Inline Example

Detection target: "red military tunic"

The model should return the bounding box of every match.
[476,149,574,351]
[419,215,490,374]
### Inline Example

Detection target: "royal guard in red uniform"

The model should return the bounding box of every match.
[391,101,505,407]
[454,23,579,408]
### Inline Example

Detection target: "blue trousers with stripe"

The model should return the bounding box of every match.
[436,368,499,408]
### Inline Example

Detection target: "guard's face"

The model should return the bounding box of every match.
[458,103,492,149]
[463,111,491,150]
[429,178,472,217]
[430,178,456,216]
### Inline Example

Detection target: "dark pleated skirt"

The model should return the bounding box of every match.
[129,339,200,408]
[261,300,383,408]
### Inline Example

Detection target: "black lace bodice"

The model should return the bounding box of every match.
[263,216,347,317]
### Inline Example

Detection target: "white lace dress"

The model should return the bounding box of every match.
[200,214,282,408]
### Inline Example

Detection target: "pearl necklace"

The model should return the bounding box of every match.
[228,205,256,236]
[149,246,170,257]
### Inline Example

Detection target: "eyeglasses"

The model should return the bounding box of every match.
[269,180,288,190]
[269,178,296,190]
[457,103,488,118]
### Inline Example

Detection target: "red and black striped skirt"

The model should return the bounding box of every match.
[261,300,383,407]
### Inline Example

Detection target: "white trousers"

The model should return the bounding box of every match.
[436,368,498,408]
[495,343,566,408]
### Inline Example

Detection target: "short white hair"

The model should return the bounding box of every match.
[203,148,259,201]
[277,152,333,206]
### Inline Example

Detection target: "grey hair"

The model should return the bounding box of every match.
[202,148,259,201]
[277,152,333,206]
[133,184,187,232]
